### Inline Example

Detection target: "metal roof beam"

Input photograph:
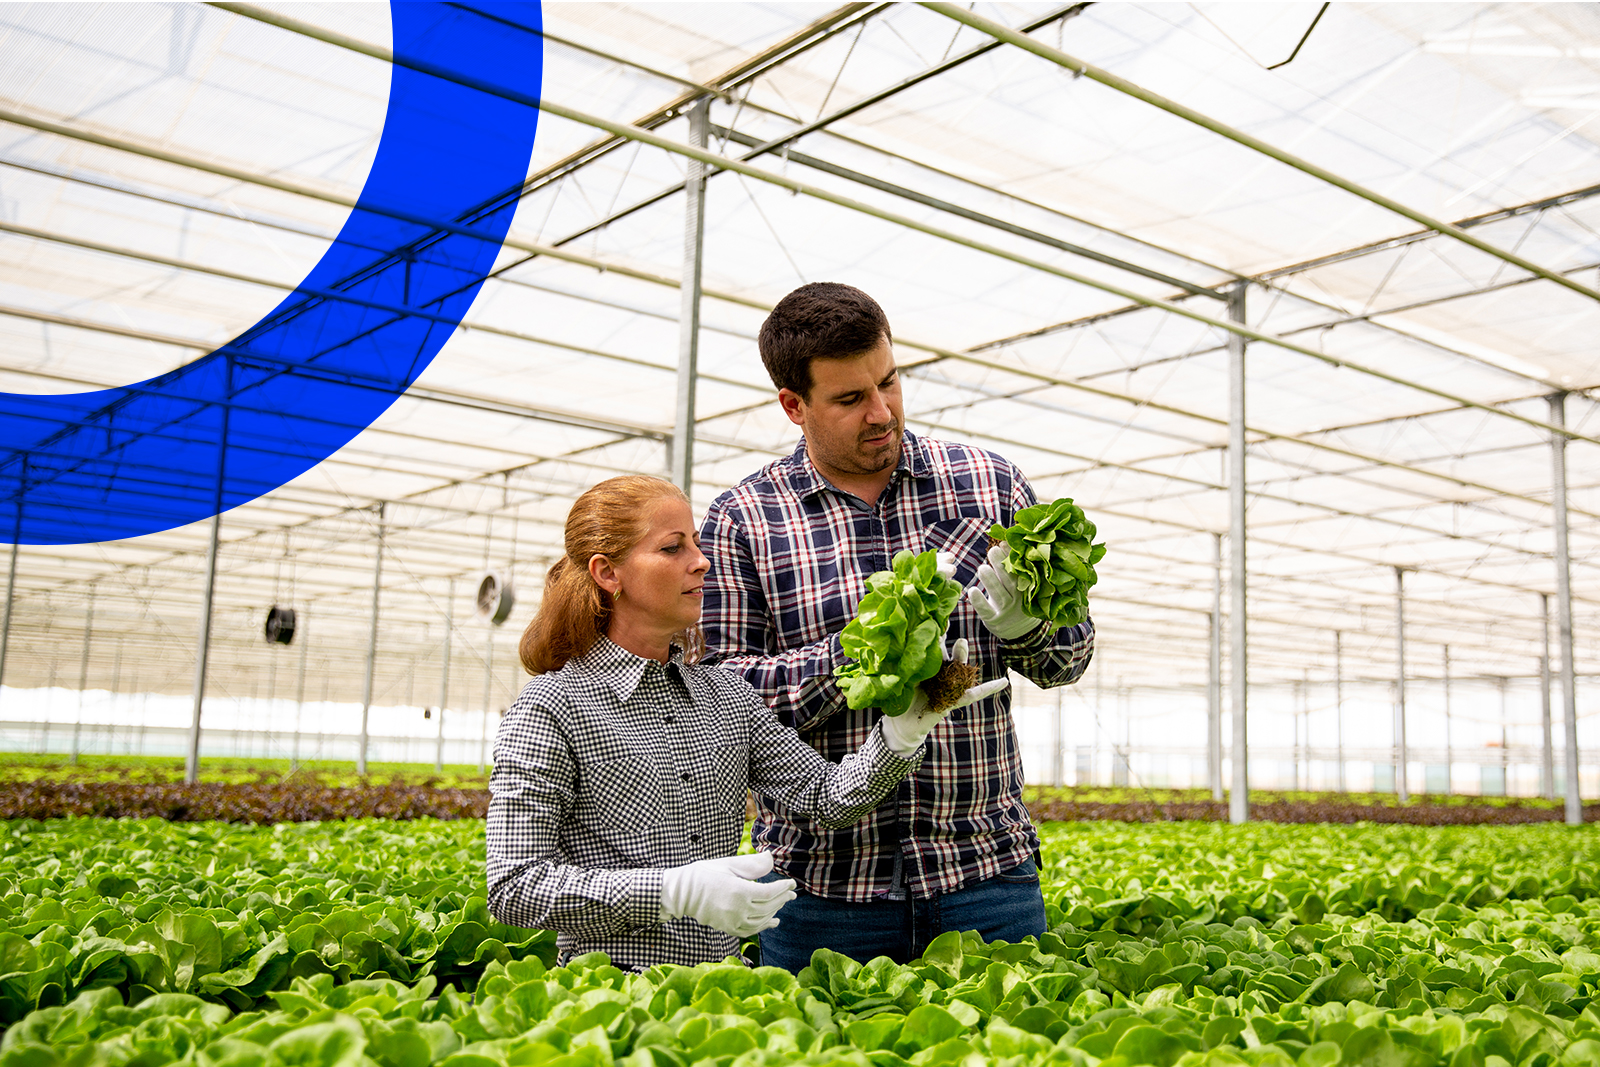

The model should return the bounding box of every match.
[215,0,1586,444]
[923,2,1600,307]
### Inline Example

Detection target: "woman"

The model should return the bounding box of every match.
[485,475,1003,971]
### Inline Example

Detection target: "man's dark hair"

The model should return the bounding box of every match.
[758,282,892,398]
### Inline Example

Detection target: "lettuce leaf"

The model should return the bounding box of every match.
[834,549,963,716]
[989,497,1106,628]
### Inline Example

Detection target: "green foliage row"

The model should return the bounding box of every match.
[0,754,489,790]
[3,820,1599,1065]
[6,920,1598,1067]
[0,819,552,1024]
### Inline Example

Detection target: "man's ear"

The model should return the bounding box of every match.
[588,553,619,596]
[777,388,807,427]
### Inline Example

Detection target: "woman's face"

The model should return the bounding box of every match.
[602,495,709,644]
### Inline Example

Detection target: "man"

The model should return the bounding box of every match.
[698,281,1096,970]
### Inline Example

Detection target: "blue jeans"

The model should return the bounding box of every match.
[757,858,1046,972]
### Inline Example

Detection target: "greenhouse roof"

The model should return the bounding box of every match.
[0,1,1596,716]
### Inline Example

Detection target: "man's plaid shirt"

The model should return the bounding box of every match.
[699,431,1095,902]
[485,637,921,971]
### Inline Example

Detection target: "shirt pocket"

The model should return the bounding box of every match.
[923,515,996,586]
[707,742,751,823]
[574,753,666,859]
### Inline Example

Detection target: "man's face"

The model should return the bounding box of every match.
[778,337,904,485]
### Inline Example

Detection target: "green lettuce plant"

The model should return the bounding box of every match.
[990,498,1106,628]
[834,549,963,716]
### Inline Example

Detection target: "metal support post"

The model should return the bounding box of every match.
[72,585,94,764]
[479,631,494,774]
[1208,532,1222,800]
[108,637,122,754]
[0,471,20,715]
[1394,567,1408,802]
[1443,644,1453,795]
[186,511,223,784]
[1540,594,1555,800]
[1291,677,1301,791]
[292,611,308,771]
[1548,393,1581,825]
[437,578,453,773]
[1227,283,1249,824]
[670,96,709,493]
[185,366,230,785]
[1499,678,1509,790]
[1051,686,1065,786]
[358,502,386,776]
[1334,632,1345,793]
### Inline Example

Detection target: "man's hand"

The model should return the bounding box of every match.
[881,639,1010,756]
[968,543,1041,641]
[660,852,797,937]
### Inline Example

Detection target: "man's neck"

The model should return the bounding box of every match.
[810,450,896,507]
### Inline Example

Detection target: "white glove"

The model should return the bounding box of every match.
[934,550,957,582]
[659,851,797,937]
[880,639,1010,756]
[968,543,1041,641]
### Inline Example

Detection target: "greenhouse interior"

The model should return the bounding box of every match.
[2,0,1594,801]
[3,2,1600,1062]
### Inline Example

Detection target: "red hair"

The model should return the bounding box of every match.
[519,475,705,674]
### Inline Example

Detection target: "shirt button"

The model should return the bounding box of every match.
[690,834,701,843]
[663,715,676,724]
[680,773,690,783]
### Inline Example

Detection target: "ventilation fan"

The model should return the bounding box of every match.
[264,605,297,645]
[476,571,515,626]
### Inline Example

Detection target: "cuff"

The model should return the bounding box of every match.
[626,867,669,930]
[1000,615,1053,652]
[869,715,928,768]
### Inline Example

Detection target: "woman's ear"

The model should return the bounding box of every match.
[589,553,619,597]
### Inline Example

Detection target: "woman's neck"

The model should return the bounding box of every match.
[606,620,672,663]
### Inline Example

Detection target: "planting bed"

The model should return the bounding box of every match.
[2,818,1598,1065]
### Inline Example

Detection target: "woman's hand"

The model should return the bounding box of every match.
[660,851,797,937]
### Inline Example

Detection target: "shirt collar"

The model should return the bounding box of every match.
[576,637,684,702]
[786,429,931,501]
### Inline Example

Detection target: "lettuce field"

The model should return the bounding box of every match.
[2,817,1598,1066]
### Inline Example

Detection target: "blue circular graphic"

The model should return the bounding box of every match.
[0,3,544,545]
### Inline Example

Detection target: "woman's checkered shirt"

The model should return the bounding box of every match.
[485,637,922,971]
